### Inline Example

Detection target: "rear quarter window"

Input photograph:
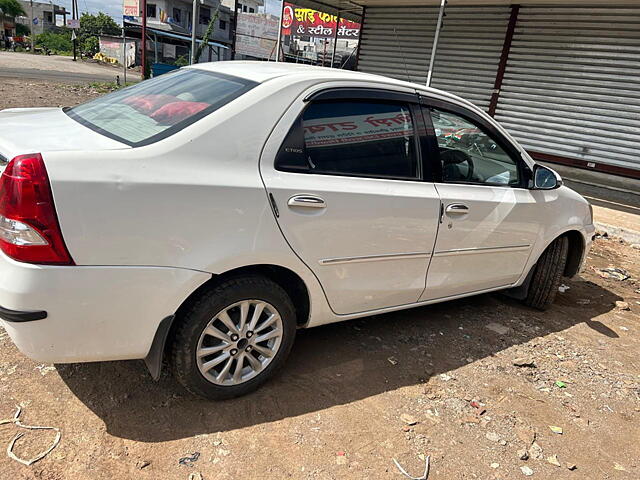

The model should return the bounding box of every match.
[66,69,257,146]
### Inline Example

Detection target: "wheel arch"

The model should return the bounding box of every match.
[563,229,586,278]
[506,228,585,301]
[182,264,311,327]
[145,264,312,381]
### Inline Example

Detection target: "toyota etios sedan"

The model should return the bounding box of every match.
[0,62,594,399]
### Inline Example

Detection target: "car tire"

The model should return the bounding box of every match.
[170,275,297,400]
[523,236,569,311]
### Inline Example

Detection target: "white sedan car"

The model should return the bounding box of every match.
[0,62,594,399]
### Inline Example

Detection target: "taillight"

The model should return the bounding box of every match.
[0,154,74,265]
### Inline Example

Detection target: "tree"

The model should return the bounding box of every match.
[79,12,120,37]
[0,0,26,39]
[78,12,120,56]
[0,0,26,17]
[35,29,73,53]
[16,23,30,36]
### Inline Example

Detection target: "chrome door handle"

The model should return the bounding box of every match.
[445,203,469,215]
[288,195,327,209]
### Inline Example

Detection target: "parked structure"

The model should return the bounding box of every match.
[124,0,233,60]
[221,0,264,14]
[288,0,640,179]
[16,0,68,35]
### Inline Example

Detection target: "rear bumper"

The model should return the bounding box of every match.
[0,252,210,363]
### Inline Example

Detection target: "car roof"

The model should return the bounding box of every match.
[190,61,482,117]
[191,61,388,83]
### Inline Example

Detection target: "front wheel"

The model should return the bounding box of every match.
[170,275,297,400]
[524,236,569,311]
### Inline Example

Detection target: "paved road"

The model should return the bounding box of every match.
[0,51,140,84]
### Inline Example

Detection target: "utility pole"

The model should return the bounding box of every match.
[122,27,127,86]
[231,0,239,59]
[71,0,77,61]
[275,0,285,62]
[141,0,147,78]
[190,0,198,64]
[330,10,340,68]
[29,0,34,53]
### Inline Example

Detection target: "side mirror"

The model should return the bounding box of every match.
[532,164,563,190]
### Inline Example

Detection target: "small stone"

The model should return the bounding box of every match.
[513,357,536,368]
[485,432,501,442]
[517,449,529,460]
[521,465,534,476]
[136,460,151,469]
[485,322,510,335]
[529,442,544,460]
[567,463,577,471]
[490,463,500,469]
[400,414,418,426]
[387,356,398,365]
[461,416,480,425]
[439,373,453,382]
[549,425,563,435]
[517,427,536,446]
[615,301,631,311]
[547,455,561,467]
[499,440,507,446]
[630,244,640,250]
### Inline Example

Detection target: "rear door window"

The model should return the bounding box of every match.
[66,69,257,146]
[277,100,420,180]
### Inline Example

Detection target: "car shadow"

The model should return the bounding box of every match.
[56,277,621,442]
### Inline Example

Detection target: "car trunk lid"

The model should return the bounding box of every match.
[0,107,129,164]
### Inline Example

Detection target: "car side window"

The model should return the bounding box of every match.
[276,100,419,180]
[430,108,520,186]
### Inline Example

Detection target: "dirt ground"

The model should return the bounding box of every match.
[0,78,108,110]
[1,81,639,480]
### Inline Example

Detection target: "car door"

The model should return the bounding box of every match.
[260,87,441,315]
[418,97,541,301]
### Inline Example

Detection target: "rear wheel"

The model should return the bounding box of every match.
[524,236,569,311]
[170,275,296,400]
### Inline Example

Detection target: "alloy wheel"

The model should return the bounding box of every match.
[195,300,283,386]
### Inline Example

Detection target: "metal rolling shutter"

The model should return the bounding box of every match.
[430,6,510,111]
[495,5,640,171]
[357,6,439,84]
[358,6,508,111]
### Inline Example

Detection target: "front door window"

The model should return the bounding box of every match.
[430,109,520,186]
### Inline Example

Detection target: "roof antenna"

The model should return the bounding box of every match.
[393,27,411,83]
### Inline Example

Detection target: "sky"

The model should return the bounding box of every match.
[55,0,283,23]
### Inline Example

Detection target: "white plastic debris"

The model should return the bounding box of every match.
[1,406,61,466]
[393,455,430,480]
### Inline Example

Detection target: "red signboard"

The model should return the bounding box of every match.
[281,2,361,39]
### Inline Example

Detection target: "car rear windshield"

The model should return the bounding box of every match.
[66,69,257,146]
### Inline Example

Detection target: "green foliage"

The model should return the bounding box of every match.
[174,55,189,67]
[88,81,120,93]
[0,0,26,17]
[78,12,120,56]
[35,29,73,54]
[79,12,120,36]
[193,8,220,63]
[15,23,29,36]
[81,36,99,56]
